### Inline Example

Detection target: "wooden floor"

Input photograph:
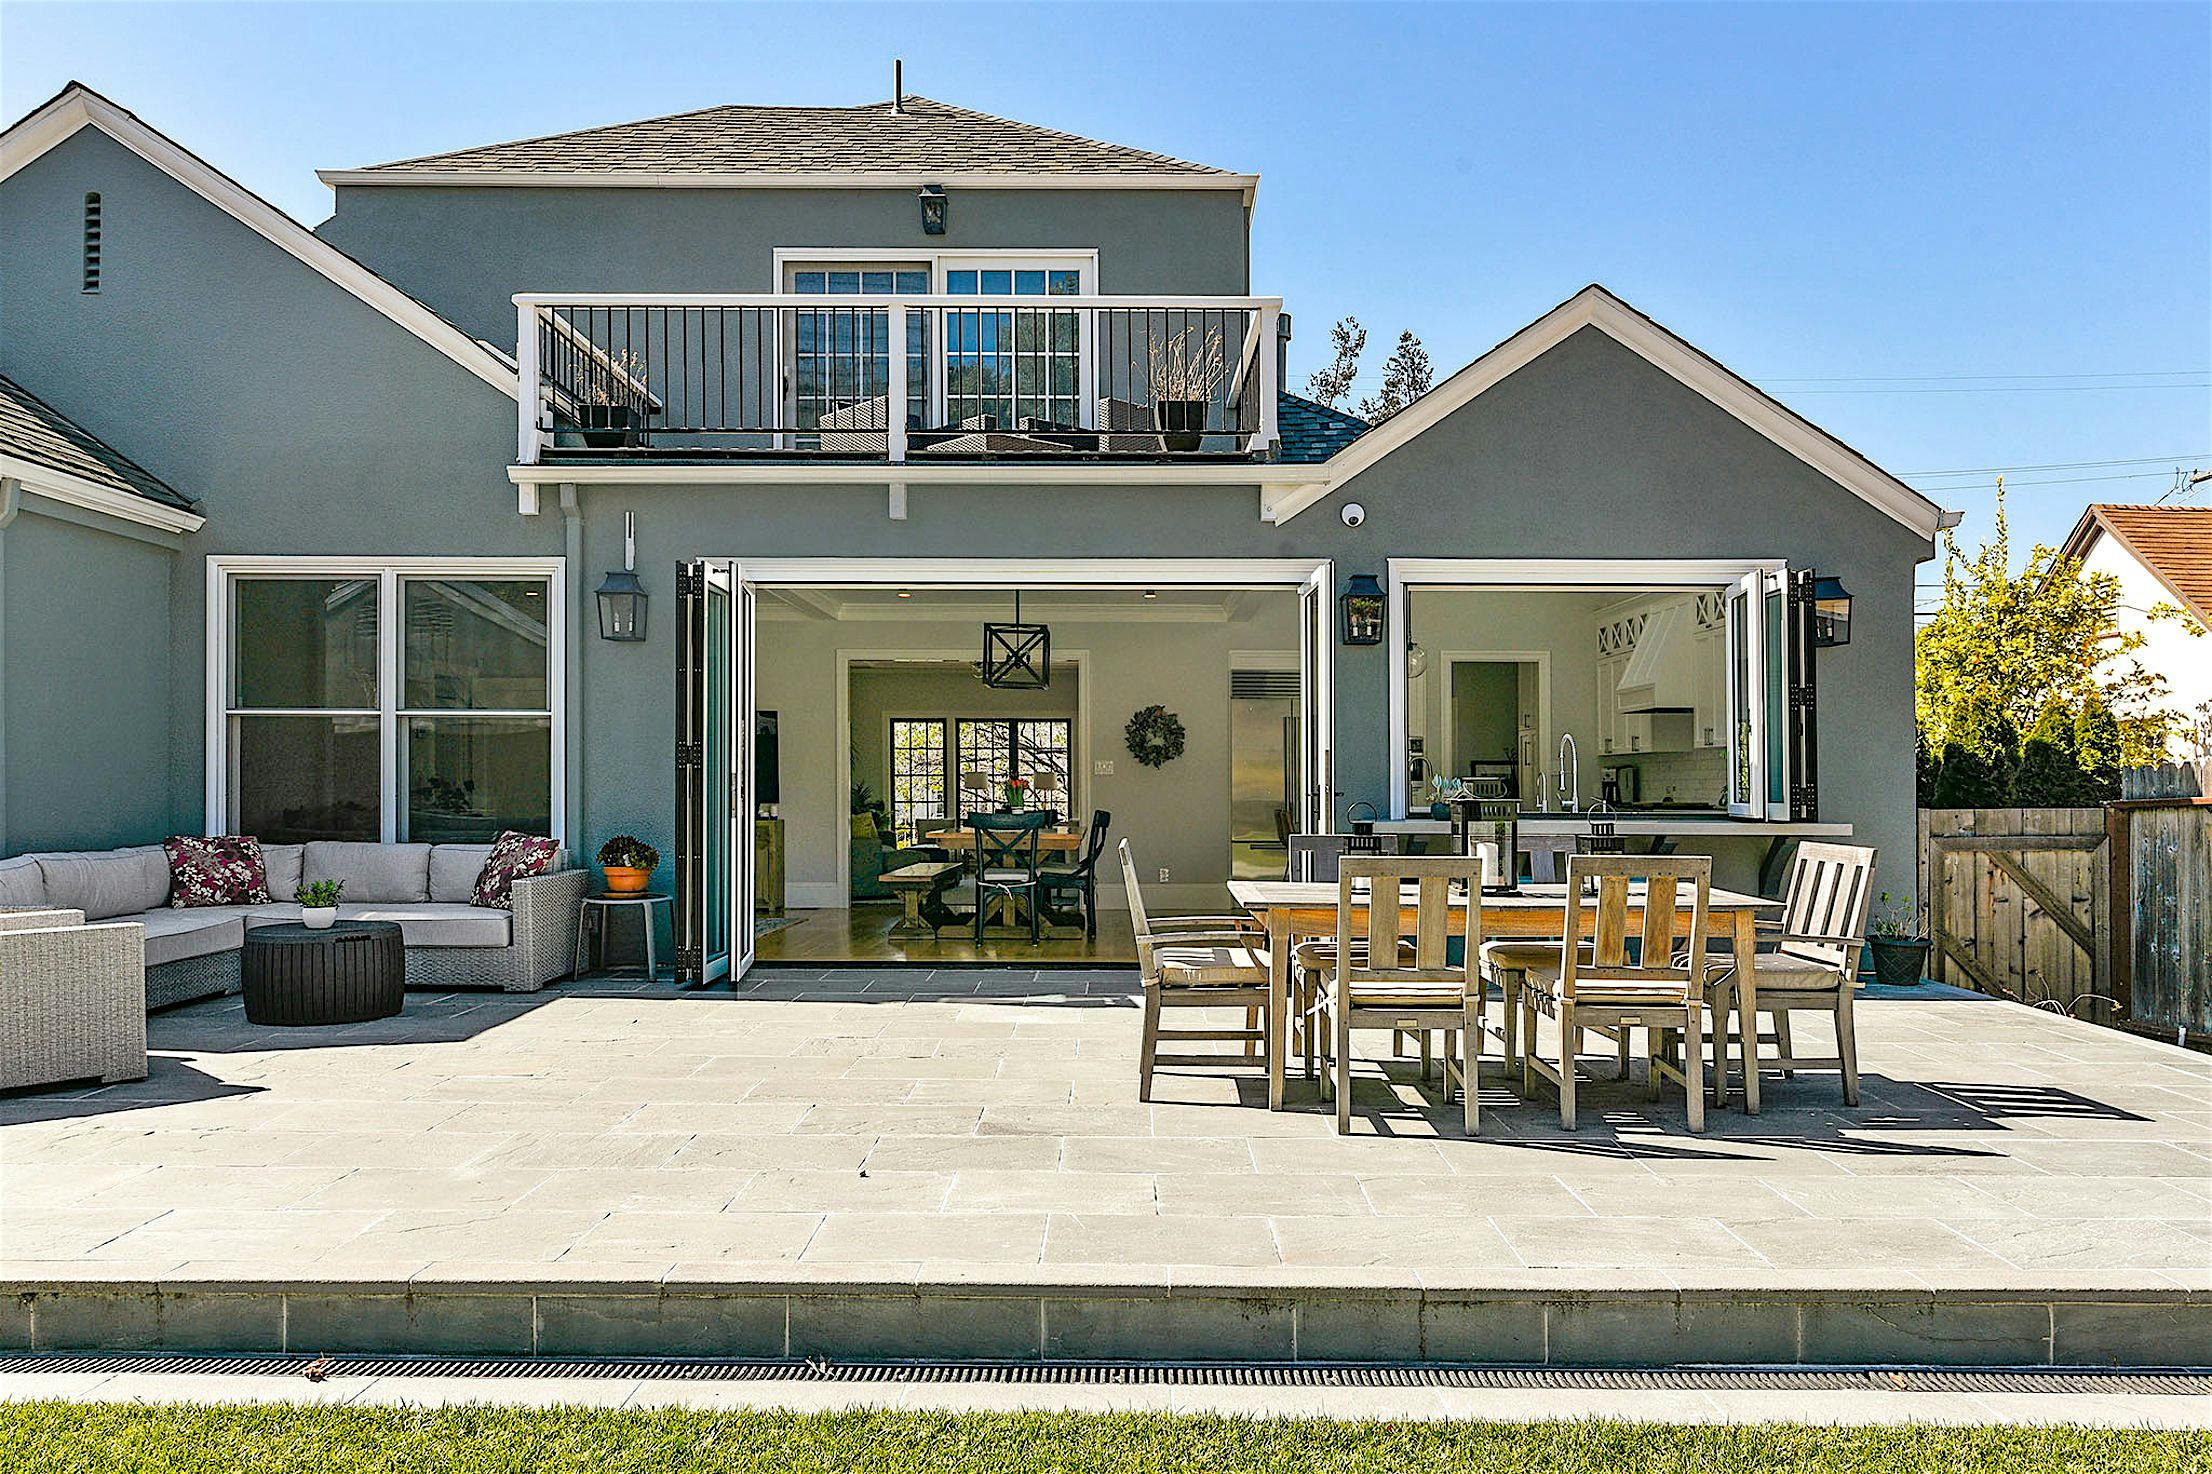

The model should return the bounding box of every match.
[753,903,1138,966]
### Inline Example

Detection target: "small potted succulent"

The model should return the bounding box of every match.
[597,835,660,894]
[1001,775,1031,812]
[295,878,344,931]
[1866,891,1932,987]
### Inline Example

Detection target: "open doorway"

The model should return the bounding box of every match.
[677,565,1330,975]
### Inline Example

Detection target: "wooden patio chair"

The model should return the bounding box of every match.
[1519,854,1712,1132]
[1707,842,1877,1107]
[1312,856,1486,1135]
[1118,839,1270,1102]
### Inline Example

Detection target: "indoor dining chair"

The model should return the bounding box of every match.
[971,810,1049,944]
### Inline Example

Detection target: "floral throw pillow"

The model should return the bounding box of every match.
[164,835,273,908]
[473,831,560,910]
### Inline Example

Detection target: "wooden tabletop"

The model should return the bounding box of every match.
[1229,879,1777,915]
[932,829,1084,853]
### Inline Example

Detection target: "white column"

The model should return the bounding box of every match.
[516,302,542,465]
[887,303,909,463]
[1257,303,1282,456]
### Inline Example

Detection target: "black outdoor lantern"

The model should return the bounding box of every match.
[981,591,1050,689]
[918,183,948,236]
[596,511,648,642]
[1340,574,1386,645]
[1811,575,1853,647]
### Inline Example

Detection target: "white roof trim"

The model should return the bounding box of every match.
[322,168,1258,202]
[0,452,205,534]
[1,86,517,400]
[1305,285,1954,541]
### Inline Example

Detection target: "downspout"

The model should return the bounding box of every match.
[560,483,585,853]
[0,478,18,854]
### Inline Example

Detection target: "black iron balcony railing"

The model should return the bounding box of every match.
[514,294,1282,464]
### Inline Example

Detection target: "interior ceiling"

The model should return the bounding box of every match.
[761,585,1284,621]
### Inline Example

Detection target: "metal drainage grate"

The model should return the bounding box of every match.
[0,1355,2204,1396]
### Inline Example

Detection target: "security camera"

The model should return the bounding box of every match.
[1340,501,1366,528]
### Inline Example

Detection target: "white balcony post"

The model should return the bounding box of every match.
[516,301,542,465]
[1257,303,1281,457]
[887,303,908,463]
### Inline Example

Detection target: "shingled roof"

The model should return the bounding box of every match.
[2060,503,2212,626]
[337,95,1237,179]
[0,373,193,511]
[1275,392,1371,465]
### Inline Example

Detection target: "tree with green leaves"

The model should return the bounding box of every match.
[1916,486,2180,772]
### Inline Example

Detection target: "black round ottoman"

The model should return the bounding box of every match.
[241,921,405,1026]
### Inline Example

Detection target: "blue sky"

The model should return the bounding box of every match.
[5,1,2206,575]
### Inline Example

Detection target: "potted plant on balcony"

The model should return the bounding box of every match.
[1866,891,1931,987]
[579,350,649,449]
[295,878,344,931]
[1148,327,1227,451]
[597,835,660,895]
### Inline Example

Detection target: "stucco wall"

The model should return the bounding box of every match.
[0,509,176,853]
[317,184,1252,347]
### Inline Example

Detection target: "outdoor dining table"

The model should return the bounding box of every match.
[1227,879,1783,1114]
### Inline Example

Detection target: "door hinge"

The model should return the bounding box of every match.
[677,741,704,768]
[676,565,701,597]
[1787,682,1816,712]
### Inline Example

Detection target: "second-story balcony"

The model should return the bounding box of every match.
[514,293,1283,467]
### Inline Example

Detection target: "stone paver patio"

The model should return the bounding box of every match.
[3,968,2207,1363]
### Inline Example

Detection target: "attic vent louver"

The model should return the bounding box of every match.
[81,193,102,293]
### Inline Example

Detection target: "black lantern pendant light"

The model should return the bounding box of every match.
[982,590,1050,689]
[1811,575,1854,647]
[1340,574,1385,645]
[596,511,648,642]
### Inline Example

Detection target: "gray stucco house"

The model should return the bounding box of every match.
[0,82,1954,982]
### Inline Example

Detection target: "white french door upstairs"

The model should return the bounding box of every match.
[514,274,1281,465]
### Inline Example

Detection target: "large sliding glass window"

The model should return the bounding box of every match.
[943,265,1083,430]
[787,264,928,436]
[219,564,561,845]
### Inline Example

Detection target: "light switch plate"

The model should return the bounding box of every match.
[1093,760,1114,775]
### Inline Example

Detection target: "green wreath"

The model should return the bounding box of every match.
[1124,704,1187,768]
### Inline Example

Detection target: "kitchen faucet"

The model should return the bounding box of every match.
[1556,732,1580,814]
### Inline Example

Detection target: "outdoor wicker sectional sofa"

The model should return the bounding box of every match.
[0,840,588,1010]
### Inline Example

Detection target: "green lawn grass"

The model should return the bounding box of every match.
[5,1402,2207,1473]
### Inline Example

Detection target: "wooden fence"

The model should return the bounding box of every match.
[1919,801,2211,1043]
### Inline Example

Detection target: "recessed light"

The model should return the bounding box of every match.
[1142,589,1158,599]
[897,589,913,599]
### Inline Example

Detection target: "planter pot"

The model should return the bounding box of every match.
[1153,398,1206,452]
[578,405,641,449]
[1002,789,1028,812]
[1868,936,1931,987]
[602,865,652,894]
[301,906,337,931]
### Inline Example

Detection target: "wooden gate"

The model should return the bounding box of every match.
[1917,808,2110,1012]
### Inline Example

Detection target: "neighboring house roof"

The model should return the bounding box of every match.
[2059,503,2212,626]
[1271,284,1958,538]
[317,95,1254,195]
[0,372,203,533]
[1276,392,1370,465]
[0,83,517,398]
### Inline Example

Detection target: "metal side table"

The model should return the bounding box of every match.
[573,891,672,980]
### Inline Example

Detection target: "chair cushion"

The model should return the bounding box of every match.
[338,904,511,948]
[304,842,431,903]
[1712,952,1847,989]
[429,845,494,903]
[980,869,1038,884]
[36,847,172,919]
[163,836,273,907]
[1344,985,1475,1009]
[1157,943,1266,985]
[0,855,48,910]
[471,832,559,909]
[260,844,305,902]
[134,909,246,968]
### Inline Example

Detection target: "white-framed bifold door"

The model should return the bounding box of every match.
[676,560,751,984]
[1298,563,1336,833]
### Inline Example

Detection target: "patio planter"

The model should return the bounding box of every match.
[1867,935,1931,986]
[1153,398,1206,451]
[602,865,651,894]
[578,405,641,448]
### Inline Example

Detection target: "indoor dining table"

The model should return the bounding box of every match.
[930,827,1084,856]
[1227,878,1783,1114]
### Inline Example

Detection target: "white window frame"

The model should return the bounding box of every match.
[205,556,567,844]
[1385,558,1786,821]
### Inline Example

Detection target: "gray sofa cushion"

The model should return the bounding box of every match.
[38,847,172,920]
[339,904,510,948]
[260,844,305,902]
[428,845,494,904]
[0,855,47,910]
[135,909,245,968]
[303,842,430,903]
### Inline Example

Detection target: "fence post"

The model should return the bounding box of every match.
[2107,802,2133,1019]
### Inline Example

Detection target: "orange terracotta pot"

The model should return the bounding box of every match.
[602,865,652,894]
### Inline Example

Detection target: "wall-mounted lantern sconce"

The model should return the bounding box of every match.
[918,183,947,236]
[596,510,648,642]
[1811,575,1853,647]
[1340,574,1385,645]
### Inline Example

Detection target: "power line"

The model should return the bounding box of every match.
[1905,454,2210,476]
[1906,470,2188,491]
[1782,383,2206,396]
[1764,369,2208,383]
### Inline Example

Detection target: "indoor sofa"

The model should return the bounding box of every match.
[0,840,587,1009]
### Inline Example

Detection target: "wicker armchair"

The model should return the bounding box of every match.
[1,909,148,1090]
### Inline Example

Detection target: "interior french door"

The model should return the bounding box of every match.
[676,560,753,983]
[1298,562,1335,834]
